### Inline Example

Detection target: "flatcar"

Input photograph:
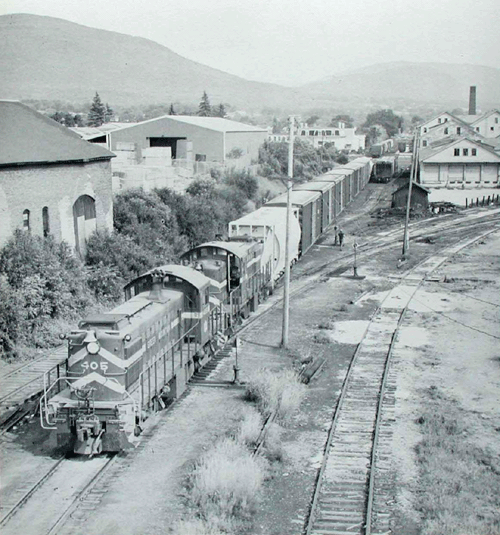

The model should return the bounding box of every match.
[42,157,372,455]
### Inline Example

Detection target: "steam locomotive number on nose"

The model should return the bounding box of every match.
[81,361,109,372]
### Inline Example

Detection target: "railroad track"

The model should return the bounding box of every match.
[0,453,116,535]
[303,227,498,535]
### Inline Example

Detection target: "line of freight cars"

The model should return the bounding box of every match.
[41,157,373,455]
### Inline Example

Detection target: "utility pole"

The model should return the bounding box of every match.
[281,115,295,349]
[402,130,419,257]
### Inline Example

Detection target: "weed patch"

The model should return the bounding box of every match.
[414,388,500,535]
[186,438,267,532]
[245,368,307,421]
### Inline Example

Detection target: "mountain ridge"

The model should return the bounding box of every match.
[1,13,499,110]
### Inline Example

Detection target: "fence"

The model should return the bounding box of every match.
[465,194,500,209]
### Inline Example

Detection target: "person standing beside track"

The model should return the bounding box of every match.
[338,228,344,248]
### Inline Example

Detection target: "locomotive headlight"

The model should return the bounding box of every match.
[87,341,100,355]
[124,334,132,342]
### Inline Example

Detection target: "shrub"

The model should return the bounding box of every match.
[245,368,307,421]
[237,408,263,448]
[0,231,95,354]
[223,168,259,200]
[189,438,267,522]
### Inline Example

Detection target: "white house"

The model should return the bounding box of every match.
[419,138,500,188]
[419,112,481,149]
[295,122,365,151]
[468,109,500,139]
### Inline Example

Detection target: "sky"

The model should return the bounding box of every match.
[1,0,499,86]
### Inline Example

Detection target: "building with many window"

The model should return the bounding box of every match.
[419,137,500,188]
[0,101,114,254]
[294,122,366,151]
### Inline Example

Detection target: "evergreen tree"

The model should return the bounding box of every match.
[87,92,106,126]
[215,103,226,118]
[198,91,212,117]
[169,103,176,115]
[104,103,114,123]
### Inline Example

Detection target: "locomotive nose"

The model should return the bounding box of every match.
[83,330,100,355]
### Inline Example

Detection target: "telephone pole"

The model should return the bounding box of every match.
[402,130,419,257]
[281,115,295,348]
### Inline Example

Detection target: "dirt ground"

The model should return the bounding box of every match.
[2,186,499,535]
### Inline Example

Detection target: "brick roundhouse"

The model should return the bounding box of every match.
[0,101,115,254]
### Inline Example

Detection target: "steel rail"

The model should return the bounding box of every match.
[0,456,65,527]
[45,454,117,535]
[303,225,499,535]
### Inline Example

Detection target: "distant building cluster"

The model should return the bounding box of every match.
[268,122,366,152]
[418,87,500,188]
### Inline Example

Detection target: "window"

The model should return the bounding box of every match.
[301,130,306,136]
[444,118,448,122]
[423,128,427,133]
[309,130,314,136]
[422,140,427,147]
[463,148,468,156]
[496,118,499,124]
[454,148,460,156]
[326,130,332,136]
[456,127,461,134]
[335,130,340,135]
[476,127,480,132]
[444,128,449,134]
[491,127,495,131]
[42,207,50,237]
[472,149,477,156]
[23,209,30,231]
[438,118,442,123]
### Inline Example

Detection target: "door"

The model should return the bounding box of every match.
[73,195,96,256]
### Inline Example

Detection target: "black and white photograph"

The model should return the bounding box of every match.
[0,1,499,534]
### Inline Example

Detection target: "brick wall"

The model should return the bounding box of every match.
[0,159,113,249]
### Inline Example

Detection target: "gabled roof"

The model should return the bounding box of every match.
[92,115,267,136]
[419,111,473,131]
[0,101,115,167]
[392,183,430,196]
[470,109,500,125]
[420,137,500,162]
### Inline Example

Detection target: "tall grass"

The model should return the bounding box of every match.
[414,389,500,535]
[189,438,267,525]
[237,408,263,448]
[245,368,307,421]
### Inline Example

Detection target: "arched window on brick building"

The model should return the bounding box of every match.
[23,209,30,231]
[42,207,50,237]
[73,195,96,256]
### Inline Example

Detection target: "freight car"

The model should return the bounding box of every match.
[41,157,372,455]
[370,155,399,183]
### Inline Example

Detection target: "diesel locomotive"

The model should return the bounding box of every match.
[41,157,372,455]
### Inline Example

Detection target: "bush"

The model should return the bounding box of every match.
[223,168,259,200]
[189,438,267,522]
[0,231,94,354]
[237,408,263,448]
[245,368,307,421]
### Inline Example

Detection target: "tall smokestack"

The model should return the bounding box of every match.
[469,86,477,115]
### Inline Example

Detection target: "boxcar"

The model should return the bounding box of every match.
[266,190,321,255]
[293,181,334,233]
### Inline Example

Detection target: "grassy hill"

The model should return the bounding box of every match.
[0,13,304,109]
[301,61,500,108]
[1,14,499,111]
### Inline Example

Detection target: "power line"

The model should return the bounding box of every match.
[402,290,500,340]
